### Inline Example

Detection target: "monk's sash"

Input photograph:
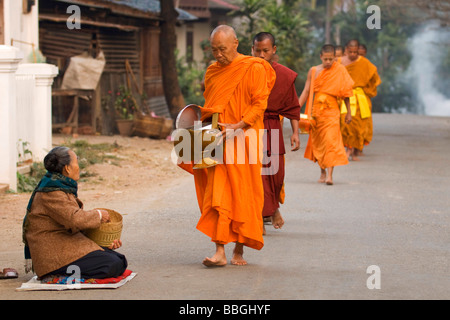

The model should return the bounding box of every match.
[313,92,339,113]
[340,87,371,118]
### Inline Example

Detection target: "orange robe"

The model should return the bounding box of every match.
[181,54,276,250]
[339,56,381,149]
[304,61,354,168]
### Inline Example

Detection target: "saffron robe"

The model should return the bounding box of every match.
[262,62,300,217]
[339,56,381,149]
[181,54,276,250]
[304,61,354,168]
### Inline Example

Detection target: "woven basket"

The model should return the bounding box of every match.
[85,208,123,247]
[159,118,174,139]
[133,113,164,138]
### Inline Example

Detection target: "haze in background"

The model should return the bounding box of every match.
[407,21,450,116]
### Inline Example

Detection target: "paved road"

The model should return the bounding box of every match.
[2,113,449,301]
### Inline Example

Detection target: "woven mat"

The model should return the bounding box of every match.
[16,270,136,291]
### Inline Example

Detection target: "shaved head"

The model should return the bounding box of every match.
[345,39,360,61]
[358,44,367,57]
[210,25,239,66]
[335,45,344,57]
[320,44,335,55]
[210,25,238,41]
[252,32,276,46]
[320,44,335,69]
[252,32,277,63]
[346,39,359,48]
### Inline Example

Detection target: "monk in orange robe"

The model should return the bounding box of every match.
[335,45,344,58]
[358,44,367,57]
[298,44,354,185]
[251,32,300,234]
[178,25,276,267]
[339,40,381,160]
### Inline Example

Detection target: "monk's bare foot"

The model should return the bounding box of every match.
[353,149,362,160]
[318,169,326,183]
[262,223,266,235]
[271,209,284,229]
[346,148,352,160]
[203,244,227,267]
[202,256,227,267]
[231,243,247,266]
[231,254,247,266]
[325,167,334,185]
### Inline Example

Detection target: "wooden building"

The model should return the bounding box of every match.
[39,0,196,135]
[176,0,238,65]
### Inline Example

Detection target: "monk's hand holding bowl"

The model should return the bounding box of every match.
[216,121,248,145]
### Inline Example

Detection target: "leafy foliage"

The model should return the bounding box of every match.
[177,0,447,113]
[176,52,206,106]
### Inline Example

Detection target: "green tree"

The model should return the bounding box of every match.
[230,0,313,93]
[331,0,419,112]
[178,0,446,113]
[176,52,205,106]
[258,1,311,72]
[229,0,269,54]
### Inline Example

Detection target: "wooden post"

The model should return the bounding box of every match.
[160,0,185,120]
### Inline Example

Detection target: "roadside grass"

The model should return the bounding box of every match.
[16,139,121,193]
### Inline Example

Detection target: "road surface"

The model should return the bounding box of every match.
[1,113,449,301]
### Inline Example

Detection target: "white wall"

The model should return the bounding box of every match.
[176,21,211,66]
[0,45,23,192]
[0,47,58,192]
[3,0,39,62]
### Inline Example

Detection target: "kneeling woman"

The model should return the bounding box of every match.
[23,146,127,279]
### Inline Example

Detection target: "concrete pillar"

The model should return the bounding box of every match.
[0,45,23,192]
[16,63,59,161]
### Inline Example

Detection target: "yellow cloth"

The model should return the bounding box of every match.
[340,87,371,119]
[339,56,381,149]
